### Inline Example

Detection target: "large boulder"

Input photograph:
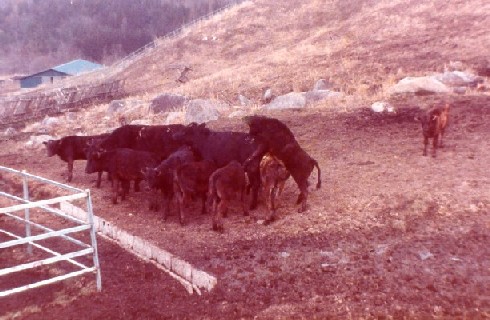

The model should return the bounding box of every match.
[434,71,482,88]
[313,79,334,91]
[150,94,187,114]
[390,76,450,95]
[305,90,343,105]
[165,111,185,125]
[265,92,307,110]
[107,99,146,115]
[184,99,230,124]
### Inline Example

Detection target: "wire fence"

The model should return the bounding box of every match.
[0,0,248,128]
[0,166,101,297]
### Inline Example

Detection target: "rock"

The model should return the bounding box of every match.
[165,111,185,125]
[3,127,17,137]
[390,76,450,95]
[228,109,248,118]
[453,87,467,95]
[184,99,230,124]
[40,116,61,133]
[434,71,482,88]
[238,94,252,107]
[64,112,77,121]
[313,79,333,91]
[263,88,274,104]
[107,100,146,115]
[265,92,306,110]
[150,94,187,114]
[107,100,126,114]
[305,90,343,105]
[371,101,396,113]
[25,135,54,149]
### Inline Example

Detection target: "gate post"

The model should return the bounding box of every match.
[22,171,32,255]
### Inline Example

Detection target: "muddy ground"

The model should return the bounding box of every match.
[1,94,489,319]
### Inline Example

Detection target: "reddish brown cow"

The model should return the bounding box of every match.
[419,104,450,157]
[173,159,217,225]
[260,153,290,223]
[207,161,249,232]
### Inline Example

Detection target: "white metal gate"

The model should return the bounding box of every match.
[0,165,101,297]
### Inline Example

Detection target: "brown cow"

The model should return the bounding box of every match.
[208,161,249,232]
[419,104,450,157]
[260,153,290,223]
[173,159,217,225]
[243,115,321,213]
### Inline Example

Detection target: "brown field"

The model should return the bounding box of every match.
[1,0,490,319]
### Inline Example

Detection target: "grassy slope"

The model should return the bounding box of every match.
[115,0,490,104]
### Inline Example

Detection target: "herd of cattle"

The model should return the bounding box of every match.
[42,104,450,232]
[43,116,322,231]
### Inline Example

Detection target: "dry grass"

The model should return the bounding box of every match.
[108,0,490,106]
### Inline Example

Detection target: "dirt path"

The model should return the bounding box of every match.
[1,95,489,319]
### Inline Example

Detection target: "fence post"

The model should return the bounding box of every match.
[85,189,102,292]
[22,170,32,255]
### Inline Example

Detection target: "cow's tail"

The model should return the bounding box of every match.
[313,159,321,189]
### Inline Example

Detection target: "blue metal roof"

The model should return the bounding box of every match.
[52,59,103,75]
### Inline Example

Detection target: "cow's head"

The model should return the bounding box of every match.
[84,147,106,174]
[42,139,60,157]
[142,166,161,189]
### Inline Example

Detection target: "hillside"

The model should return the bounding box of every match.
[115,0,490,103]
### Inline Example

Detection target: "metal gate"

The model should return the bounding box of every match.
[0,166,101,297]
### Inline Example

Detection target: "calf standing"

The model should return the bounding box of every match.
[420,104,450,157]
[142,146,196,219]
[43,133,108,183]
[173,159,217,225]
[260,153,290,223]
[85,148,159,204]
[208,161,249,232]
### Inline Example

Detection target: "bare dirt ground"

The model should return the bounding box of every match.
[1,94,489,319]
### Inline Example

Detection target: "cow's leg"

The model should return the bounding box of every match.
[96,171,102,188]
[423,136,429,156]
[112,179,119,204]
[241,184,249,216]
[432,134,439,158]
[179,193,190,226]
[296,180,309,213]
[162,194,171,221]
[439,128,445,148]
[134,180,141,192]
[67,159,74,182]
[213,199,227,232]
[265,184,278,224]
[121,180,130,201]
[200,193,207,215]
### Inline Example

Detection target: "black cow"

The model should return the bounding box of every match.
[173,159,217,225]
[172,123,261,210]
[243,115,321,213]
[91,124,185,159]
[142,145,197,220]
[43,133,109,183]
[85,148,160,204]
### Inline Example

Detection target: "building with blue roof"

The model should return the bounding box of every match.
[19,59,104,88]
